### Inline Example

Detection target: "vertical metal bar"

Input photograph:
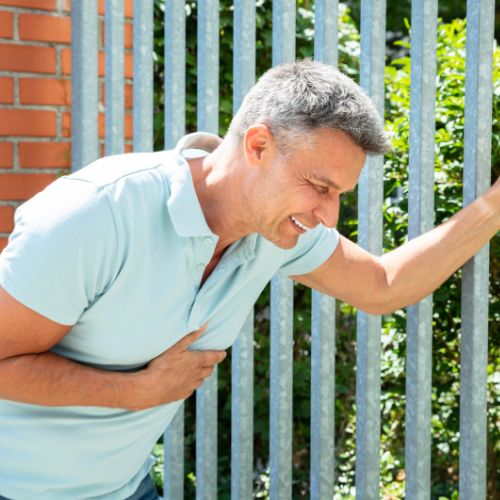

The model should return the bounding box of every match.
[272,0,296,66]
[105,0,125,156]
[197,0,219,134]
[133,0,154,152]
[355,0,386,497]
[269,4,295,497]
[233,0,256,110]
[231,2,256,499]
[231,312,255,499]
[196,368,218,500]
[313,0,338,67]
[404,1,437,498]
[164,0,186,149]
[310,4,338,498]
[459,0,494,497]
[163,1,187,498]
[71,0,98,171]
[164,405,185,500]
[270,275,294,500]
[310,290,335,499]
[195,1,219,498]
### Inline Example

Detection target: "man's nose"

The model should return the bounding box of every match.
[314,195,340,228]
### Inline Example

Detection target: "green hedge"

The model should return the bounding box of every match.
[151,3,499,497]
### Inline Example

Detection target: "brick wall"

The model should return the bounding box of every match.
[0,0,134,252]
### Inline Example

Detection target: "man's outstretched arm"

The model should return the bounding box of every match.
[293,179,500,314]
[0,287,225,410]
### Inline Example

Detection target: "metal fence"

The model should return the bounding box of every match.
[71,0,495,498]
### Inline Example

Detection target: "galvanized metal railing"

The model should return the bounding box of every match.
[70,0,495,497]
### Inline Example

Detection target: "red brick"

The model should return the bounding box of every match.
[0,142,13,168]
[19,141,70,168]
[61,111,70,137]
[19,13,71,44]
[0,238,8,254]
[0,0,56,10]
[61,48,133,78]
[0,109,57,137]
[0,173,56,200]
[100,82,133,109]
[62,112,133,139]
[0,77,13,104]
[20,78,71,106]
[0,206,14,232]
[0,11,13,38]
[99,112,133,139]
[0,44,55,73]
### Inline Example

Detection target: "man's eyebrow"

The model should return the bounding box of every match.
[310,174,353,192]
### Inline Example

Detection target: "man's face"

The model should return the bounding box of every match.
[247,128,366,249]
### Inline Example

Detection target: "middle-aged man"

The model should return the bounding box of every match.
[0,60,498,499]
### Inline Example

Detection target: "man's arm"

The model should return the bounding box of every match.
[293,179,500,314]
[0,287,225,411]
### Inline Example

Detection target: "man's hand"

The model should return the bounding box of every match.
[0,287,227,410]
[132,325,227,410]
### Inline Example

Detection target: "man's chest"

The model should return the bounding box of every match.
[52,236,276,369]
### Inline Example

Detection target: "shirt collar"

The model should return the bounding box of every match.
[165,132,222,238]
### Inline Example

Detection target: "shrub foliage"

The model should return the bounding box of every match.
[151,2,499,497]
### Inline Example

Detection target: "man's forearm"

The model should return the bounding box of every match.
[0,351,141,410]
[377,184,500,313]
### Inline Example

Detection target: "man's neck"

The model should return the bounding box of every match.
[188,143,255,249]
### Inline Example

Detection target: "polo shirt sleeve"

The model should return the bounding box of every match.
[278,224,339,277]
[0,178,119,325]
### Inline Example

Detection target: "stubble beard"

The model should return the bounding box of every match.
[262,218,299,250]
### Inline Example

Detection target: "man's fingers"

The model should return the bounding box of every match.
[197,350,226,367]
[175,323,208,349]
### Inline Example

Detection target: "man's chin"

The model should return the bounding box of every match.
[262,233,299,250]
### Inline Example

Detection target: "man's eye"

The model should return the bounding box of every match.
[315,185,329,194]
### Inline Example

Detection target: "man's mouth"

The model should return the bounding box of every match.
[290,216,308,232]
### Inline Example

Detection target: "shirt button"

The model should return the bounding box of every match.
[196,263,205,272]
[204,237,213,245]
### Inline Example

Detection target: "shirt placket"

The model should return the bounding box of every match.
[187,236,256,331]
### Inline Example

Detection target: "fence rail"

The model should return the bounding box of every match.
[70,0,495,497]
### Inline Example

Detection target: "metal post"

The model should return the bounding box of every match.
[164,405,185,500]
[404,1,437,498]
[313,0,338,67]
[163,1,187,497]
[164,0,186,149]
[310,2,338,497]
[71,0,98,171]
[459,0,494,497]
[195,0,220,497]
[272,0,295,66]
[310,290,336,499]
[197,0,219,134]
[231,1,256,498]
[105,0,125,156]
[356,0,386,497]
[133,0,154,152]
[269,2,295,497]
[231,313,255,499]
[270,275,294,500]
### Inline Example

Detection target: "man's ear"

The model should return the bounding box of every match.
[243,124,276,166]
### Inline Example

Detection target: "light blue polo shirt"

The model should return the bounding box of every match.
[0,133,339,499]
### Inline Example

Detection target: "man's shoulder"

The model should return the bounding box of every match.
[66,150,175,189]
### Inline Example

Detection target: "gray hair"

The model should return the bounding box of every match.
[227,59,391,155]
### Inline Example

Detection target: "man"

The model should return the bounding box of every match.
[0,60,498,499]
